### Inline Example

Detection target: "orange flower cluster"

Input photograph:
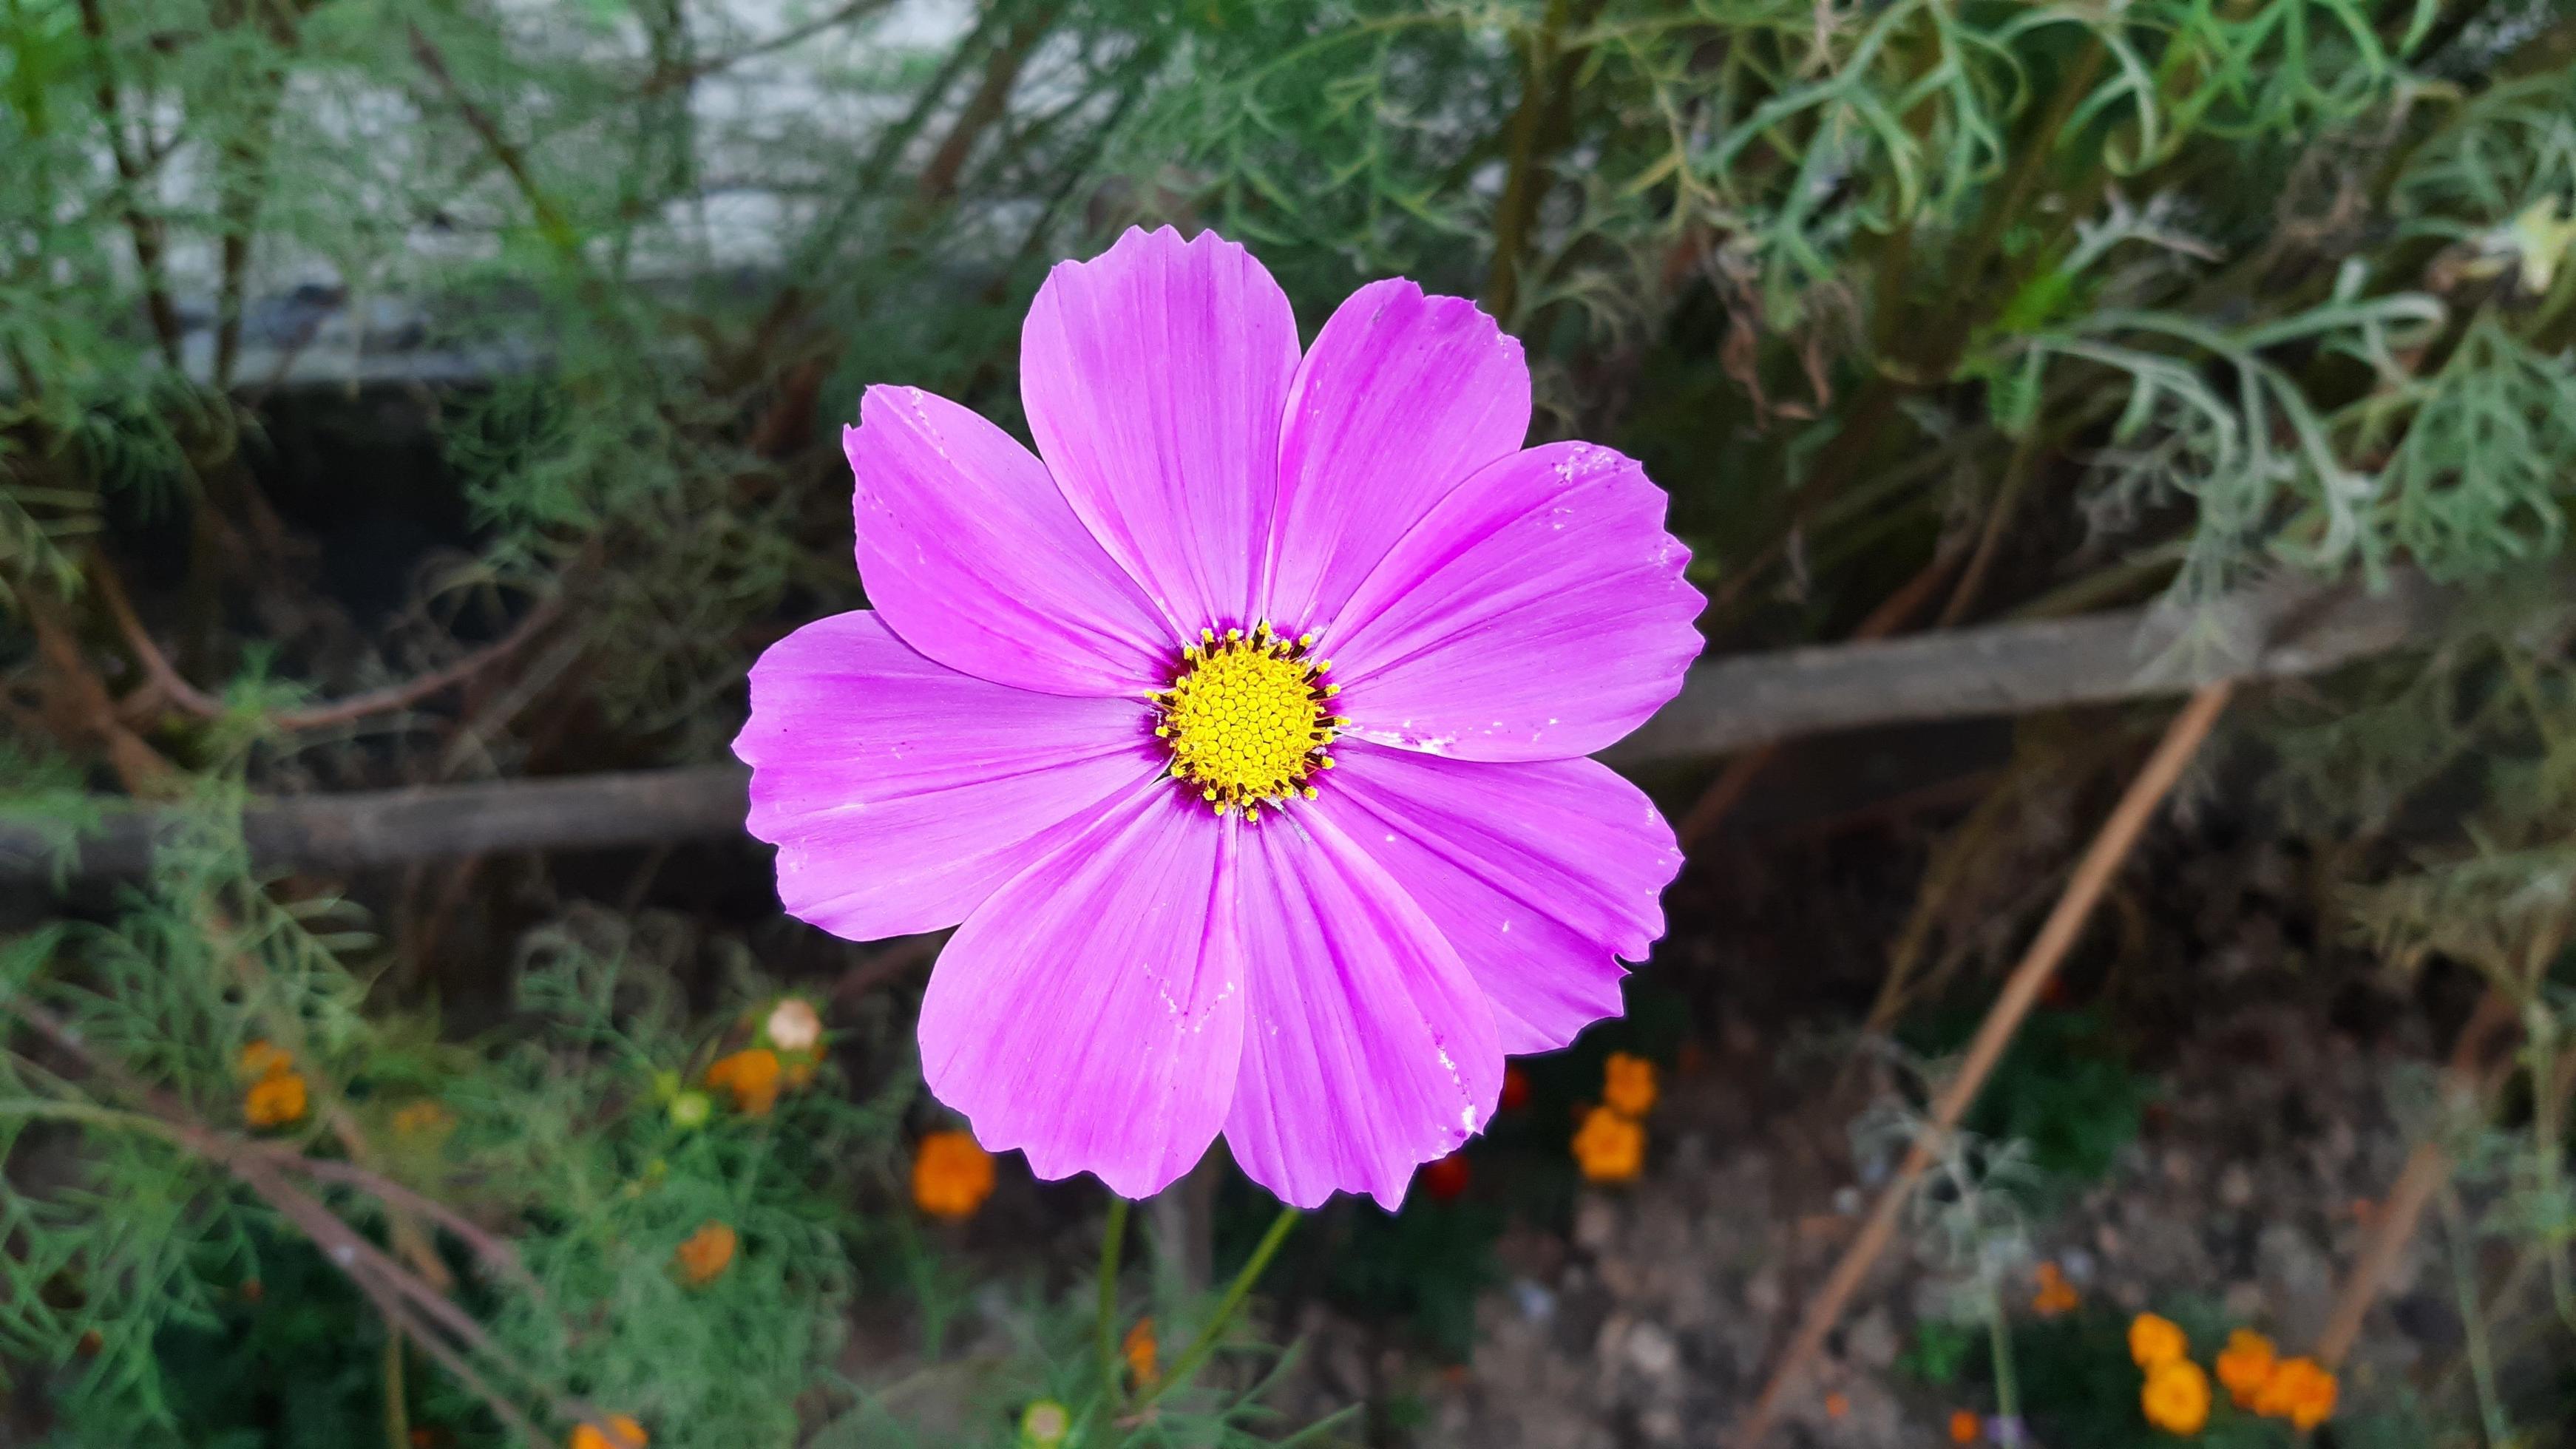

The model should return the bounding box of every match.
[567,1414,647,1449]
[1121,1316,1158,1387]
[2126,1314,2205,1434]
[704,1048,782,1116]
[2217,1330,2336,1430]
[1572,1052,1659,1183]
[2030,1261,2079,1316]
[1601,1051,1658,1116]
[2126,1317,2336,1436]
[2128,1311,2188,1369]
[1571,1107,1644,1182]
[2141,1359,2211,1436]
[673,1221,736,1286]
[2214,1328,2275,1405]
[237,1039,308,1129]
[912,1129,996,1219]
[1948,1408,1981,1443]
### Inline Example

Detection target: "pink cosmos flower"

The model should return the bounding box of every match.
[734,227,1701,1208]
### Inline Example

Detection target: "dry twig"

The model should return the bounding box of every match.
[1730,682,2233,1447]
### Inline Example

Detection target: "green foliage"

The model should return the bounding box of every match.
[9,0,2576,1440]
[1899,1007,2153,1188]
[1897,1318,1978,1388]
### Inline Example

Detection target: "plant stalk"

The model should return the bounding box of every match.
[1131,1203,1301,1414]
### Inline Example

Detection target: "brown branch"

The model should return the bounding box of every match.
[2312,987,2523,1367]
[287,1155,535,1291]
[75,0,186,369]
[634,0,896,98]
[1615,566,2452,765]
[1936,430,2040,628]
[26,591,177,795]
[1730,682,2234,1448]
[1481,0,1600,321]
[907,3,1054,215]
[406,26,576,260]
[92,552,562,731]
[1,571,2479,885]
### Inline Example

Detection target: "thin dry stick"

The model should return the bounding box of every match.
[2312,987,2520,1367]
[1730,682,2234,1448]
[92,554,561,731]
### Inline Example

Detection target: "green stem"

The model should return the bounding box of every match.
[1130,1204,1300,1414]
[1986,1283,2020,1439]
[383,1326,410,1449]
[1096,1194,1131,1416]
[2443,1187,2512,1448]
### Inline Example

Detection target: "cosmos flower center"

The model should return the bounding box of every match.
[1151,622,1340,821]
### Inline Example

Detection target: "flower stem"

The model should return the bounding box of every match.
[1984,1284,2021,1444]
[2443,1186,2512,1448]
[1131,1204,1300,1414]
[1097,1193,1131,1416]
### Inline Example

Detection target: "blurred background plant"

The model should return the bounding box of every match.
[7,0,2576,1443]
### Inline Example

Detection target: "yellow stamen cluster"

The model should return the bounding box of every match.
[1152,622,1342,821]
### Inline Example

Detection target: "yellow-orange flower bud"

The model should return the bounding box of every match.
[567,1414,646,1449]
[1601,1052,1658,1117]
[703,1049,782,1116]
[912,1130,995,1219]
[1571,1105,1645,1182]
[2127,1311,2187,1370]
[2140,1359,2210,1435]
[674,1222,736,1286]
[2214,1328,2277,1408]
[244,1071,308,1128]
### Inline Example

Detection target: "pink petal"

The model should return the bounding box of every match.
[1022,226,1299,633]
[847,386,1170,696]
[918,784,1244,1200]
[1329,743,1679,1053]
[1326,442,1704,762]
[1224,804,1503,1210]
[1261,279,1529,634]
[734,611,1159,941]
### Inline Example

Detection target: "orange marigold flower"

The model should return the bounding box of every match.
[2031,1261,2079,1316]
[1571,1105,1645,1183]
[1823,1391,1849,1420]
[1499,1065,1531,1113]
[1122,1316,1158,1386]
[2140,1358,2211,1436]
[244,1070,308,1128]
[2214,1328,2277,1408]
[674,1221,737,1286]
[1949,1408,1981,1443]
[2251,1355,2336,1430]
[912,1129,995,1219]
[567,1414,647,1449]
[2127,1311,2188,1370]
[237,1039,294,1081]
[1601,1051,1658,1117]
[764,997,823,1053]
[703,1048,782,1116]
